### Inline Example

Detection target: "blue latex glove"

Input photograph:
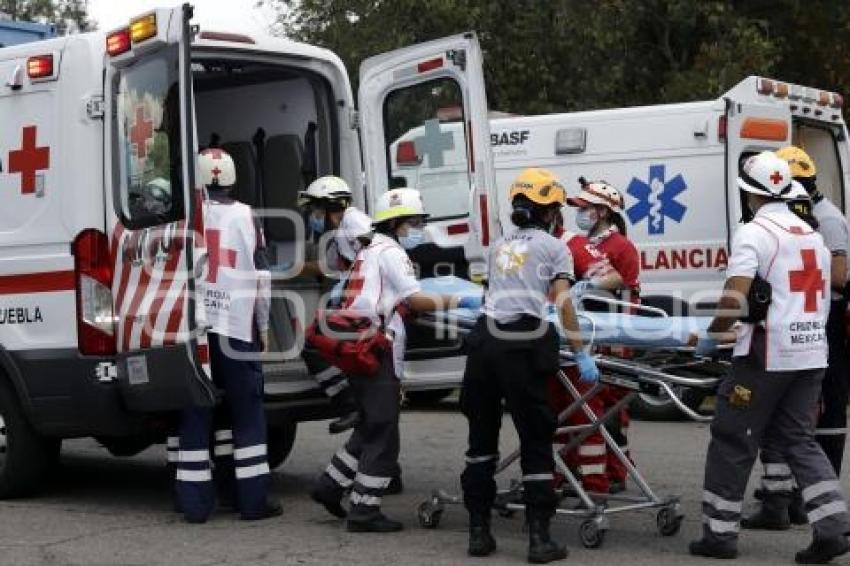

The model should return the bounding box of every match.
[574,350,600,383]
[694,335,719,358]
[570,279,596,299]
[457,295,483,310]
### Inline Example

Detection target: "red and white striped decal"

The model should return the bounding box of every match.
[112,221,192,352]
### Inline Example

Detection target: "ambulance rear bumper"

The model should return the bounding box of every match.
[3,348,145,438]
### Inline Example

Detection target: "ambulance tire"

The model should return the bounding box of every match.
[266,421,297,470]
[629,295,707,421]
[0,380,60,498]
[405,388,455,407]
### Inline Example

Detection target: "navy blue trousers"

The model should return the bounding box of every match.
[176,333,270,522]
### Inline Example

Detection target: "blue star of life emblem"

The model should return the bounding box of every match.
[626,164,687,235]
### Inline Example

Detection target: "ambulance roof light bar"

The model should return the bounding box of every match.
[106,28,131,56]
[129,13,158,44]
[26,54,56,82]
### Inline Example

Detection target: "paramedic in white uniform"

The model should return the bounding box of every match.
[690,151,850,564]
[309,188,472,532]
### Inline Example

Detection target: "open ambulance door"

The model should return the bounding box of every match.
[358,33,498,280]
[724,98,792,249]
[104,4,215,411]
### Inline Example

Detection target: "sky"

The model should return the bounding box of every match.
[87,0,282,36]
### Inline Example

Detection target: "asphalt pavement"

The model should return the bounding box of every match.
[0,402,847,566]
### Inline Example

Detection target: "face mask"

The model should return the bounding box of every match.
[308,214,325,235]
[575,208,598,232]
[399,227,425,250]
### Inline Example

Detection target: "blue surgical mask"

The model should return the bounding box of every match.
[399,228,425,250]
[575,208,598,232]
[308,214,325,235]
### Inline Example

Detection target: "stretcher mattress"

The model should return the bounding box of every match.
[418,276,712,349]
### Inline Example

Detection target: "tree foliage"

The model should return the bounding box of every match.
[1,0,93,34]
[264,0,849,115]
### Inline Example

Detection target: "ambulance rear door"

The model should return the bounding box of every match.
[104,5,215,411]
[358,33,497,279]
[724,80,793,248]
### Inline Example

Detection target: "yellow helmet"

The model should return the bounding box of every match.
[775,145,817,179]
[509,168,566,207]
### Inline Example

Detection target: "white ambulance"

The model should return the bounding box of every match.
[391,77,848,418]
[0,5,497,496]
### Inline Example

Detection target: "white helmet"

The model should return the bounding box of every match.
[567,179,625,212]
[336,207,373,261]
[373,188,428,224]
[737,151,794,199]
[300,175,353,204]
[198,148,236,189]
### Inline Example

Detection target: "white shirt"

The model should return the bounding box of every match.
[728,202,831,371]
[202,198,270,343]
[342,234,421,378]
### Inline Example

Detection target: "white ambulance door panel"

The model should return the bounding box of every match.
[358,33,497,270]
[105,6,214,409]
[725,100,792,241]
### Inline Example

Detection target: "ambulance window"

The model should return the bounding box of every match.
[113,49,184,228]
[383,78,470,220]
[793,123,845,211]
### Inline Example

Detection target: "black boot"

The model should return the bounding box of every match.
[328,390,361,434]
[468,513,497,557]
[795,536,850,564]
[527,517,568,564]
[240,499,283,521]
[742,494,791,531]
[789,490,808,526]
[689,538,739,559]
[310,478,347,518]
[347,512,404,532]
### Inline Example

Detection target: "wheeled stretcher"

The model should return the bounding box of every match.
[413,278,727,548]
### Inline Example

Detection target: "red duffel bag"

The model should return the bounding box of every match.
[305,310,392,377]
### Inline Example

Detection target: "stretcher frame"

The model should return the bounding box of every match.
[414,300,727,549]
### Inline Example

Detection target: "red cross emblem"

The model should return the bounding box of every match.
[769,171,784,185]
[129,106,154,159]
[8,125,50,195]
[211,167,222,178]
[205,229,237,283]
[789,248,825,313]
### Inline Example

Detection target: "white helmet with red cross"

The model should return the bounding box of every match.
[198,148,237,189]
[737,150,794,199]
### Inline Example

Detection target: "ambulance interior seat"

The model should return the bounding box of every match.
[262,134,305,244]
[221,141,259,207]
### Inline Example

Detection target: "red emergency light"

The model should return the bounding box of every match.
[756,78,774,95]
[417,57,444,74]
[106,29,132,56]
[832,93,845,109]
[818,91,831,106]
[396,141,421,165]
[26,55,53,79]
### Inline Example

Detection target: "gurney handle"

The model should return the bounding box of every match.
[588,354,720,390]
[653,380,713,423]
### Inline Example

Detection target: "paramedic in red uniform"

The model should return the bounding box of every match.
[549,212,625,494]
[567,180,640,493]
[175,148,281,523]
[309,188,467,532]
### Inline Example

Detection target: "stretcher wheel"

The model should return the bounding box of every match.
[579,519,606,549]
[657,506,683,537]
[418,501,443,529]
